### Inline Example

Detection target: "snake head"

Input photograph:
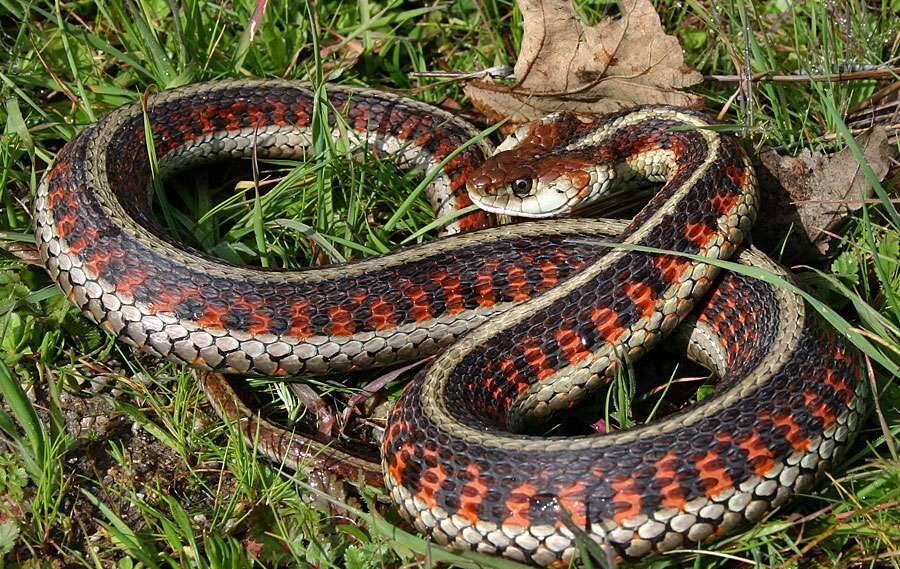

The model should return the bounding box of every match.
[467,114,615,218]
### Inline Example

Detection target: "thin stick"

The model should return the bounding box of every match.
[706,67,900,83]
[865,354,899,462]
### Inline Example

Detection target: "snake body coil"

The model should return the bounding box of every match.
[35,80,867,566]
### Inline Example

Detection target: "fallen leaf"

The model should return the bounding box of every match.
[465,0,702,128]
[754,126,895,261]
[320,38,364,76]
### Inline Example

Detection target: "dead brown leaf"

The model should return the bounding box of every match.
[465,0,702,128]
[755,126,895,261]
[320,38,364,75]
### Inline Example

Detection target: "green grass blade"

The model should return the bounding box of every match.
[81,489,162,569]
[0,361,45,466]
[382,121,503,232]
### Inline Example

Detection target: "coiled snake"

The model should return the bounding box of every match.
[34,80,867,566]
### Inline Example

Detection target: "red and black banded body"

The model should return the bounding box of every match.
[385,254,865,564]
[34,82,866,567]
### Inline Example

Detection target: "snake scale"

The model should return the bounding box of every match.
[34,80,867,566]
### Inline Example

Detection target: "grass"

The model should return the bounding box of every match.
[0,0,898,567]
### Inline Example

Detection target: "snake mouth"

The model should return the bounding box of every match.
[469,187,577,218]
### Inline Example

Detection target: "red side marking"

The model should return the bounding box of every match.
[383,414,404,449]
[539,259,560,291]
[623,281,656,319]
[804,391,837,430]
[54,214,77,238]
[149,291,179,314]
[387,441,416,485]
[198,104,218,134]
[328,306,355,336]
[270,102,289,127]
[156,127,178,152]
[457,210,491,231]
[475,261,499,307]
[225,101,246,130]
[397,116,420,140]
[654,452,687,509]
[416,464,447,509]
[293,103,310,127]
[506,266,530,302]
[724,165,748,189]
[68,227,100,257]
[46,187,63,209]
[225,296,267,334]
[555,328,591,366]
[474,274,495,307]
[44,160,63,187]
[248,312,271,335]
[353,107,369,132]
[436,270,465,314]
[431,133,456,161]
[85,247,123,276]
[710,191,739,215]
[150,286,201,315]
[653,254,690,285]
[771,412,811,451]
[448,171,465,192]
[458,464,489,524]
[414,131,433,152]
[833,346,855,367]
[630,133,663,155]
[115,269,148,296]
[404,284,433,321]
[556,482,587,526]
[67,238,89,255]
[694,450,733,497]
[667,135,689,163]
[288,299,312,338]
[503,482,536,527]
[46,162,71,207]
[591,307,625,342]
[610,477,643,523]
[177,122,196,143]
[823,366,853,404]
[523,343,555,380]
[737,430,776,476]
[499,358,527,398]
[684,221,717,248]
[248,108,270,129]
[369,297,396,331]
[422,445,438,464]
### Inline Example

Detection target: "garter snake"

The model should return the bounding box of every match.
[34,80,867,566]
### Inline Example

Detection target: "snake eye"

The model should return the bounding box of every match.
[511,178,533,197]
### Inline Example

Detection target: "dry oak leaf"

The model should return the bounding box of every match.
[755,126,894,261]
[465,0,703,127]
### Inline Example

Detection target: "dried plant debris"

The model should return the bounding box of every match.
[755,126,895,262]
[464,0,702,128]
[846,82,900,144]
